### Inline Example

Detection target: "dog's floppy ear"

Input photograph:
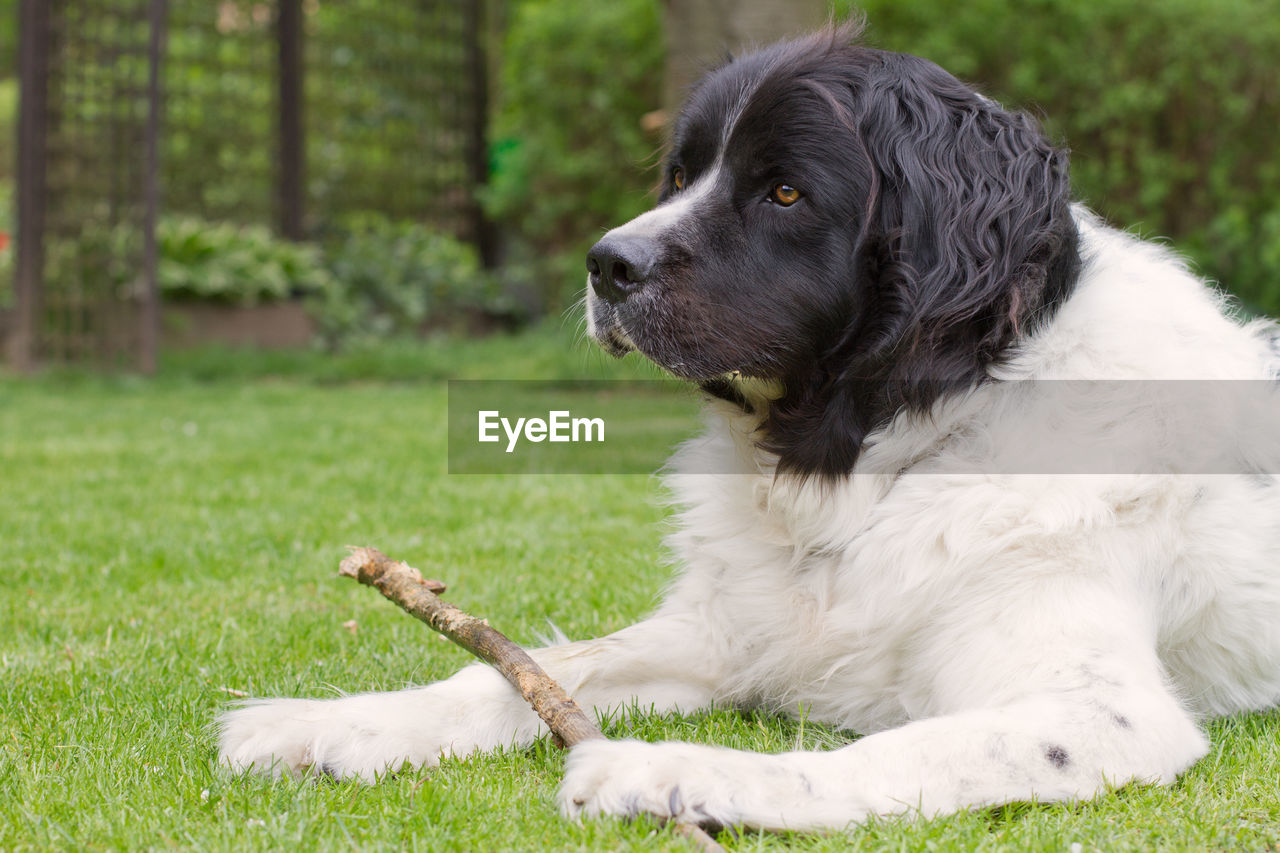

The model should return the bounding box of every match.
[850,53,1078,377]
[767,51,1079,480]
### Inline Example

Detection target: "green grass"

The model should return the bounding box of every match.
[2,324,1279,851]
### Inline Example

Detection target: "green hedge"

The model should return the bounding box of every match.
[486,0,1276,316]
[34,215,504,347]
[839,0,1280,315]
[313,216,510,346]
[483,0,664,312]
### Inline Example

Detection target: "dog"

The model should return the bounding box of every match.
[220,22,1280,831]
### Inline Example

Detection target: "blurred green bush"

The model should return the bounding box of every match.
[37,217,329,314]
[158,218,332,305]
[36,215,506,348]
[836,0,1280,315]
[482,0,664,313]
[312,215,514,346]
[159,215,517,346]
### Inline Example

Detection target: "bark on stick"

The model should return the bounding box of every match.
[337,546,724,851]
[338,546,601,747]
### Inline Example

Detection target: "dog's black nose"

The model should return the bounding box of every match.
[587,235,657,304]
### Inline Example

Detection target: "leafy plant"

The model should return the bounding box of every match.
[312,215,512,346]
[157,217,333,305]
[26,214,506,347]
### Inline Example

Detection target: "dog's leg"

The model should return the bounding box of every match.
[560,592,1210,831]
[218,611,722,780]
[560,688,1206,831]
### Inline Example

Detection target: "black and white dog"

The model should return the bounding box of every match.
[222,24,1280,831]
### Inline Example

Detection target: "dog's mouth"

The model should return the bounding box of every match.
[590,299,760,390]
[585,279,786,391]
[589,304,702,378]
[593,308,637,358]
[585,293,637,358]
[588,296,758,383]
[596,323,636,358]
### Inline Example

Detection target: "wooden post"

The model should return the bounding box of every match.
[662,0,828,119]
[10,0,50,371]
[277,0,305,241]
[138,0,167,374]
[463,0,495,267]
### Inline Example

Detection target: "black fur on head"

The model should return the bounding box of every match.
[758,24,1080,479]
[585,22,1080,480]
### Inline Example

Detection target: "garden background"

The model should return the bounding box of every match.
[2,1,1279,850]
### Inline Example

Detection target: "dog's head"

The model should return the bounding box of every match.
[586,23,1080,479]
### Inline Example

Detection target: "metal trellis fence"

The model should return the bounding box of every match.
[6,0,489,370]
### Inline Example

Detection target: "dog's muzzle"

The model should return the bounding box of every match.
[586,233,658,305]
[585,232,659,357]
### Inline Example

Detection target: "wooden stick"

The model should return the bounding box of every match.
[339,546,601,747]
[338,546,725,852]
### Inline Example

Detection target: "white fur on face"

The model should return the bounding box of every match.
[584,164,725,351]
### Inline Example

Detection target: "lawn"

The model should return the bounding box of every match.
[2,325,1278,851]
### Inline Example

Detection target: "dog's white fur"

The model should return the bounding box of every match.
[220,209,1280,830]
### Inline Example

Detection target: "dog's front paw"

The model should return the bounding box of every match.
[218,694,442,781]
[218,666,539,781]
[559,739,741,828]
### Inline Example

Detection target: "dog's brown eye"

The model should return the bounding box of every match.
[673,168,686,191]
[771,184,801,206]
